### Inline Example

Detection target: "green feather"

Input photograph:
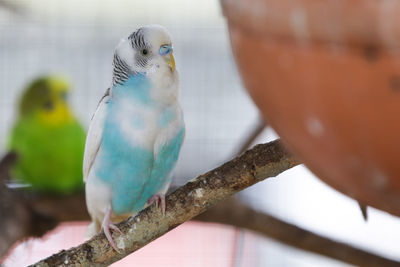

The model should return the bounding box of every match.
[8,76,86,194]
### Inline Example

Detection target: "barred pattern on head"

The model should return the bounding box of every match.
[112,54,131,85]
[112,28,151,86]
[130,28,151,69]
[128,28,147,50]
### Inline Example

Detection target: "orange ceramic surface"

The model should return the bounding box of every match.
[222,0,400,216]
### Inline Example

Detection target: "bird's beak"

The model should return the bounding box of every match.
[165,53,175,71]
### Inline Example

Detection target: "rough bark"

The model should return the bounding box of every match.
[30,139,299,266]
[1,140,398,266]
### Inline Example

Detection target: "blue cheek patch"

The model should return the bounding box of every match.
[159,45,172,56]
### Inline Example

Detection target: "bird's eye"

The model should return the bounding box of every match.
[43,100,54,111]
[159,45,172,56]
[141,49,149,56]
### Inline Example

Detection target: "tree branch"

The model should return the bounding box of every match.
[0,152,43,258]
[236,117,267,155]
[197,198,400,267]
[0,152,61,259]
[2,140,398,266]
[30,139,299,266]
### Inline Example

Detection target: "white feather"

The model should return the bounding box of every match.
[84,25,184,237]
[113,98,158,149]
[83,91,109,182]
[85,165,113,236]
[153,104,184,158]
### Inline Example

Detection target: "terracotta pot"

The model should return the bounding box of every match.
[222,0,400,216]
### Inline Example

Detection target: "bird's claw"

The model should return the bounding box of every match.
[109,223,123,234]
[147,194,166,215]
[102,206,122,253]
[102,223,121,252]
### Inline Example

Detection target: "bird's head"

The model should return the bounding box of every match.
[112,25,178,95]
[19,76,74,125]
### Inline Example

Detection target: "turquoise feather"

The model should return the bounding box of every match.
[95,74,184,215]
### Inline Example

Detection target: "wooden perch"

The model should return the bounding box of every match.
[1,140,399,266]
[31,139,299,266]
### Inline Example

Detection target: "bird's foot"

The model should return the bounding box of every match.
[101,206,122,252]
[109,223,122,234]
[147,194,166,215]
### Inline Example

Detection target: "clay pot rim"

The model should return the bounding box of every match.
[222,0,400,49]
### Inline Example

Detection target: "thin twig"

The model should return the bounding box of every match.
[197,199,400,267]
[236,117,267,155]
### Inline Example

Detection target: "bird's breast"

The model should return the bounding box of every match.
[106,96,181,150]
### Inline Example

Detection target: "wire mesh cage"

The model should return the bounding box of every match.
[1,1,400,267]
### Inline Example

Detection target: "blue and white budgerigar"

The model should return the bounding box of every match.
[83,25,185,251]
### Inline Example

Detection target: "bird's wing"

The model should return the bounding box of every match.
[83,88,110,182]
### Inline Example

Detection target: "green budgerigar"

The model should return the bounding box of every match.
[8,76,86,194]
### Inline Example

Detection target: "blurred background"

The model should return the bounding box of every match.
[1,0,400,266]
